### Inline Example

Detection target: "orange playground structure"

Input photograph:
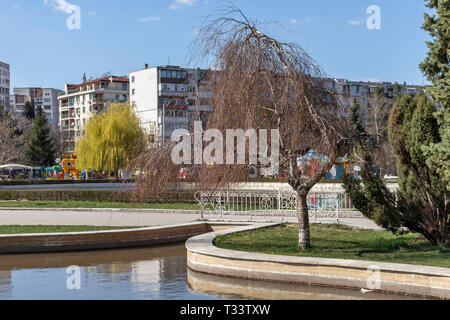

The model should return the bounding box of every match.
[45,154,84,180]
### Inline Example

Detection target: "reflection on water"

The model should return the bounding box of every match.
[187,269,425,300]
[0,244,423,300]
[0,244,221,300]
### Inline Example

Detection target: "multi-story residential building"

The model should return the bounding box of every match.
[329,79,426,124]
[58,75,129,152]
[130,65,424,142]
[129,65,213,142]
[0,62,10,109]
[9,87,63,128]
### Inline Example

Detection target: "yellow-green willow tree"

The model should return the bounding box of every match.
[76,103,146,178]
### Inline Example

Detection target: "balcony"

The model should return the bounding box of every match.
[61,125,75,131]
[159,90,187,98]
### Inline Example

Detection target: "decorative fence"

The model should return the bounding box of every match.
[194,190,363,221]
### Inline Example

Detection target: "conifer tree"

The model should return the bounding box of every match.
[419,0,450,190]
[23,101,35,120]
[344,92,448,247]
[25,109,56,166]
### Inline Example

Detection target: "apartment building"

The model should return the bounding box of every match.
[58,75,129,152]
[129,65,213,142]
[326,79,426,124]
[9,87,63,128]
[0,62,10,109]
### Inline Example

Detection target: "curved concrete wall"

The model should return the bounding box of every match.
[0,223,210,254]
[186,224,450,299]
[0,222,249,254]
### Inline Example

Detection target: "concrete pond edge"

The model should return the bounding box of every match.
[0,222,248,254]
[186,223,450,300]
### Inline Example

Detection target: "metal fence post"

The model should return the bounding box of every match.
[219,193,223,220]
[336,193,340,223]
[200,193,204,220]
[278,189,283,222]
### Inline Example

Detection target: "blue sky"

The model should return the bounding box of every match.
[0,0,432,90]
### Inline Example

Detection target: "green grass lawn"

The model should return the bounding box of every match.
[0,225,142,234]
[0,200,200,210]
[215,223,450,268]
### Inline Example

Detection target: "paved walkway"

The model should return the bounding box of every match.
[0,208,381,230]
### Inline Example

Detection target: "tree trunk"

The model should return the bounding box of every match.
[297,191,311,250]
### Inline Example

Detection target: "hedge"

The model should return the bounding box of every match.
[0,190,197,203]
[0,180,133,186]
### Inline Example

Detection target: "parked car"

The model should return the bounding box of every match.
[178,167,199,180]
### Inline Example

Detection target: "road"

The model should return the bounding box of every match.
[0,208,381,230]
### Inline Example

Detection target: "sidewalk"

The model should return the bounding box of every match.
[0,208,381,230]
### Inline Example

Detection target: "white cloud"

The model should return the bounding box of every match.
[348,20,363,26]
[138,16,162,22]
[43,0,78,14]
[290,17,311,25]
[12,4,22,11]
[169,0,198,10]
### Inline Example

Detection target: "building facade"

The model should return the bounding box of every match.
[329,79,426,124]
[58,76,129,152]
[0,62,10,109]
[9,87,63,128]
[129,65,213,142]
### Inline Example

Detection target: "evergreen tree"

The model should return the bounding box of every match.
[350,99,365,136]
[23,101,35,120]
[419,0,450,190]
[25,112,56,166]
[344,92,448,247]
[419,0,449,109]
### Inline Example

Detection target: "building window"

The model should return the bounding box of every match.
[132,89,135,95]
[132,76,135,83]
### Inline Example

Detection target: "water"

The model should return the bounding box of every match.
[0,244,422,300]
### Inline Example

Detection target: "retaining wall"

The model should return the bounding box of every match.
[186,224,450,299]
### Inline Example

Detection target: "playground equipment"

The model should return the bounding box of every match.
[297,150,350,180]
[45,154,85,180]
[0,164,33,180]
[45,165,64,180]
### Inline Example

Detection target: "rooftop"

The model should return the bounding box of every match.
[67,76,129,88]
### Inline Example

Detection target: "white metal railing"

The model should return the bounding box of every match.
[194,190,359,221]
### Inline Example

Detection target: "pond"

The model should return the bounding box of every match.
[0,244,422,300]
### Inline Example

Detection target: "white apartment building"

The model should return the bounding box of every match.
[9,87,63,128]
[58,75,129,152]
[0,62,10,109]
[129,65,213,142]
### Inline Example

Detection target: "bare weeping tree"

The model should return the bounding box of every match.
[131,7,349,249]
